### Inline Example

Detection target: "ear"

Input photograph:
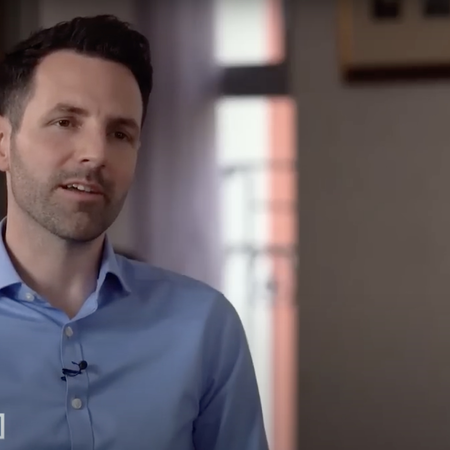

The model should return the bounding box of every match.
[0,116,12,172]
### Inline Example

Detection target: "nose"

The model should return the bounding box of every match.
[76,129,108,167]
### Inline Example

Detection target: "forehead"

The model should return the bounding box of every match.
[27,50,143,121]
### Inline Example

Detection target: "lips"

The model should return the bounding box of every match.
[61,182,104,195]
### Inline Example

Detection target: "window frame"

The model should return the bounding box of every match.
[217,0,292,97]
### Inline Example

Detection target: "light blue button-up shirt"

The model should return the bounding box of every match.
[0,221,269,450]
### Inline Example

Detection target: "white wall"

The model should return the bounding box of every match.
[294,2,450,449]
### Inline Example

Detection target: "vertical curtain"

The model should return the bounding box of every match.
[129,0,222,289]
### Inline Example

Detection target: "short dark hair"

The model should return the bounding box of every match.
[0,15,153,130]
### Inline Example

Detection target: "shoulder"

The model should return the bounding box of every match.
[115,254,239,321]
[116,253,220,297]
[115,256,251,383]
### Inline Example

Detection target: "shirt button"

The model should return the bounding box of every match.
[64,327,74,338]
[71,398,83,410]
[24,293,34,301]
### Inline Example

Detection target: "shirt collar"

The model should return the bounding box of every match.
[97,235,132,294]
[0,219,21,290]
[0,217,131,294]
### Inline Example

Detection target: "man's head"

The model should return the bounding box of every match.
[0,15,152,243]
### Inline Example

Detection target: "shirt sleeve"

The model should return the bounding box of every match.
[193,294,270,450]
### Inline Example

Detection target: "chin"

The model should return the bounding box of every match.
[47,223,109,244]
[30,209,117,244]
[64,232,106,244]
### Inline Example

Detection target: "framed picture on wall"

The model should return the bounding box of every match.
[338,0,450,81]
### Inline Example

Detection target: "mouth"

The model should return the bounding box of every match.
[60,182,105,200]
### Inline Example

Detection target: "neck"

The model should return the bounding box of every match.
[3,209,104,318]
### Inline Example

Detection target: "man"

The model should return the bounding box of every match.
[0,15,269,450]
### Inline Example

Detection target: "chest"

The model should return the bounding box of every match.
[0,304,202,450]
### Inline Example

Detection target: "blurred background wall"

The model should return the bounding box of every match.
[3,0,450,449]
[295,2,450,450]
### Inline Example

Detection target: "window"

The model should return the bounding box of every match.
[214,1,297,449]
[215,0,289,97]
[214,0,285,65]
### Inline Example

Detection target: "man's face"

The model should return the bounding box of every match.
[0,50,143,242]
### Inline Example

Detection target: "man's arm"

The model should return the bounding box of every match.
[193,294,269,450]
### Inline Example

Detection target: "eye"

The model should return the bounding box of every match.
[55,119,73,128]
[114,131,130,141]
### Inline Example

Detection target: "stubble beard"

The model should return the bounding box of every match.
[8,143,126,244]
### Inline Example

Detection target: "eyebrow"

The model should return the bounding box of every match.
[47,102,140,132]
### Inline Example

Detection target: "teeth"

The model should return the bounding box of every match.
[66,184,93,193]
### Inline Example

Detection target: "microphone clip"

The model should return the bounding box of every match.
[61,360,88,381]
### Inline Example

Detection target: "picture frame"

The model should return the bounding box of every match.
[338,0,450,81]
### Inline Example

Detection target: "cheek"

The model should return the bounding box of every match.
[19,131,70,167]
[109,151,137,190]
